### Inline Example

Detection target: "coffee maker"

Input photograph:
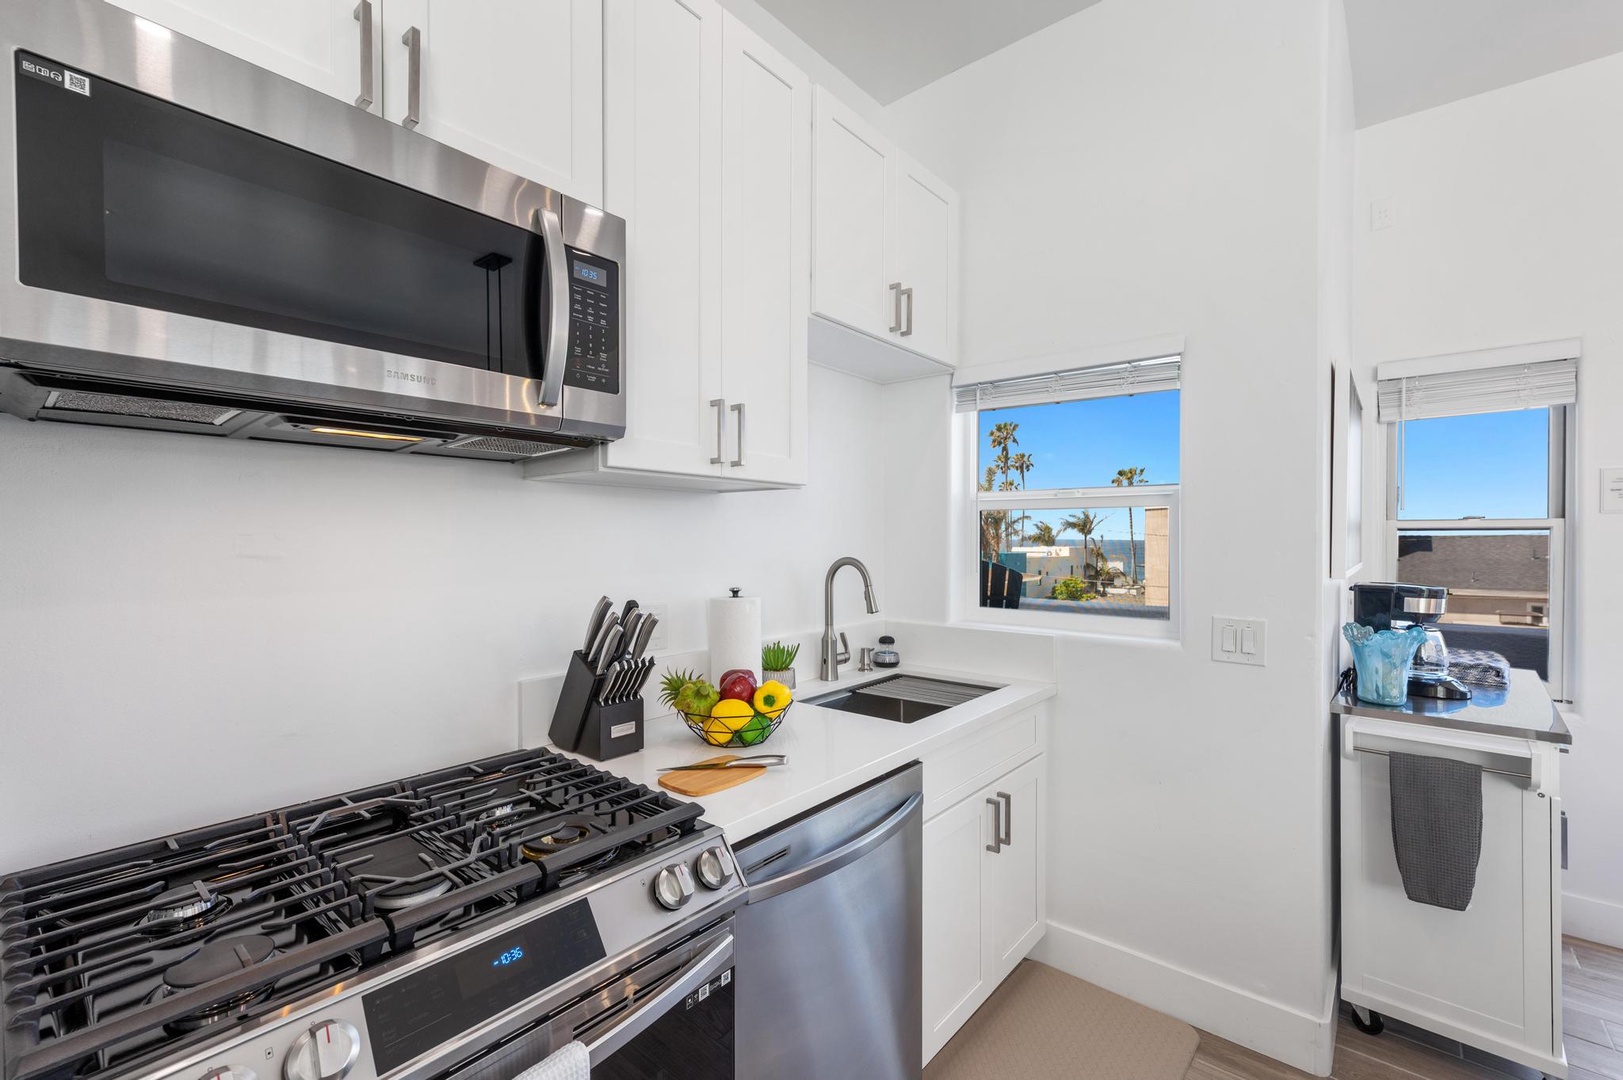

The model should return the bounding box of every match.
[1349,582,1472,700]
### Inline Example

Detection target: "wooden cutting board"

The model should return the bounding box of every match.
[657,755,770,797]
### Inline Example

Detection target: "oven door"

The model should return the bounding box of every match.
[430,921,735,1080]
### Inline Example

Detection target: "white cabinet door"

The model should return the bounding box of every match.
[105,0,379,109]
[922,791,989,1063]
[895,153,959,365]
[982,755,1044,974]
[598,0,723,478]
[385,0,604,204]
[718,15,809,486]
[811,86,895,340]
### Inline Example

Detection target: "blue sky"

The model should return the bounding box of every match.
[1399,410,1548,520]
[979,391,1179,542]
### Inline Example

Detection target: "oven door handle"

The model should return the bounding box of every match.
[746,792,922,904]
[583,933,734,1066]
[534,206,571,409]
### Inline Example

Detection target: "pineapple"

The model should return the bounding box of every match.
[659,667,702,709]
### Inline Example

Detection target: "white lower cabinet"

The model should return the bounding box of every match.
[922,751,1046,1064]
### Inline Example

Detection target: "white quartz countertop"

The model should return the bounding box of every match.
[553,666,1055,842]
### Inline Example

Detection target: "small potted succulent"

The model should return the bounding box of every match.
[761,640,799,690]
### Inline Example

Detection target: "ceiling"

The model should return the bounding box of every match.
[1346,0,1623,127]
[758,0,1623,126]
[752,0,1104,105]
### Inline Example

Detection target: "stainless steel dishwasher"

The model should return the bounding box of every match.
[733,761,923,1080]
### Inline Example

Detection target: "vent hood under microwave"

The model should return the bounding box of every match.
[0,0,626,461]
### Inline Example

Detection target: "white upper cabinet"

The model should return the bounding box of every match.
[718,14,809,487]
[811,88,895,341]
[811,86,960,377]
[594,0,724,479]
[526,0,808,491]
[104,0,382,111]
[895,154,959,367]
[383,0,604,205]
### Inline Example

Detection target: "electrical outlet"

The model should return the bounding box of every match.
[1370,197,1395,231]
[645,604,670,653]
[1211,617,1266,666]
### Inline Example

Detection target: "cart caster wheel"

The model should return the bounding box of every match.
[1350,1008,1384,1036]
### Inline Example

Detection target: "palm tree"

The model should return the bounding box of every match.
[1029,521,1057,547]
[1010,450,1035,541]
[1059,510,1109,583]
[979,467,1007,561]
[1111,467,1149,582]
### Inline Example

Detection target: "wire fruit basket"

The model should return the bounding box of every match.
[681,703,790,748]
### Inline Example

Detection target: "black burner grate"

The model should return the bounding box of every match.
[0,748,701,1080]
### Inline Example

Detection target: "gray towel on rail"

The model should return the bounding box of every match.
[1388,752,1483,911]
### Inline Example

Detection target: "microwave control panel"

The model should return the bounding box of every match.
[562,250,620,395]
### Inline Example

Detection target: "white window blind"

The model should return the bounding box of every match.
[1376,358,1577,423]
[953,356,1180,413]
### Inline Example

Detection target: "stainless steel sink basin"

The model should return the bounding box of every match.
[805,674,999,723]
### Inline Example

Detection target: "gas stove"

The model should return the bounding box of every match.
[0,749,743,1080]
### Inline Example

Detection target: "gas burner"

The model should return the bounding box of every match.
[141,882,230,932]
[519,818,603,860]
[370,876,454,912]
[474,802,518,828]
[152,935,278,1031]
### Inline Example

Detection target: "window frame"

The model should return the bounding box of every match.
[955,409,1182,640]
[1383,404,1572,699]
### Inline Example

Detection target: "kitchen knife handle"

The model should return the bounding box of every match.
[352,1,375,109]
[729,403,745,468]
[710,399,727,465]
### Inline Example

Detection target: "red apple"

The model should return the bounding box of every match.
[718,669,758,702]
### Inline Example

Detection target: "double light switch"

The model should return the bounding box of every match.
[1212,617,1266,667]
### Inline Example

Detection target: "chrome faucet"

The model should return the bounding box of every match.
[822,556,879,682]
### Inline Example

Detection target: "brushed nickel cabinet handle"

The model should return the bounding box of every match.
[352,1,375,109]
[730,402,745,467]
[889,281,903,333]
[900,285,914,337]
[710,399,727,465]
[997,790,1012,846]
[400,25,422,129]
[985,797,1002,854]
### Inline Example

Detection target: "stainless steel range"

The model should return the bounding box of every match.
[0,750,742,1080]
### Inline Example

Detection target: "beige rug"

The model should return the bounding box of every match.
[924,960,1200,1080]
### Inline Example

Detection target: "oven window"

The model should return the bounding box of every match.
[595,970,734,1080]
[14,51,544,377]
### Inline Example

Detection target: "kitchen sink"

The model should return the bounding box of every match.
[805,674,999,723]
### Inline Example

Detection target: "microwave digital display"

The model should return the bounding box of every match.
[572,261,606,287]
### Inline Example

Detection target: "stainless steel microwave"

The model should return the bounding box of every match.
[0,0,625,461]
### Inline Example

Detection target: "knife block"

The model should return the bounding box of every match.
[548,650,645,761]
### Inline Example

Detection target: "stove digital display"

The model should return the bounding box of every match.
[362,900,606,1074]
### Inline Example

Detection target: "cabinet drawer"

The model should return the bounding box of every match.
[924,708,1039,819]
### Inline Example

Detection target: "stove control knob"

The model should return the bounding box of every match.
[695,847,734,890]
[283,1019,361,1080]
[200,1069,257,1080]
[653,863,695,910]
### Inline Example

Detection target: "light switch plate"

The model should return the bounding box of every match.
[1212,616,1266,666]
[1602,468,1623,513]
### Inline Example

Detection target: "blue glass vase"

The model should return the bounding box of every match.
[1343,623,1428,706]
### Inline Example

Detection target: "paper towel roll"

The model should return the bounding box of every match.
[708,589,761,681]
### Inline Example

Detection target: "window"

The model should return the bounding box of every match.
[1377,346,1575,694]
[957,356,1181,625]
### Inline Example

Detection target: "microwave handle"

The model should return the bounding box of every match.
[584,933,734,1065]
[535,207,571,408]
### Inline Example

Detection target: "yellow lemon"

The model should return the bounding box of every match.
[700,717,736,746]
[711,698,755,733]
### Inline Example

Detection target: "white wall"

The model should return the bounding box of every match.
[0,365,886,870]
[882,0,1344,1071]
[1354,53,1623,947]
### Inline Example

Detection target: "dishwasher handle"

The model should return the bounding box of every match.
[746,793,922,904]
